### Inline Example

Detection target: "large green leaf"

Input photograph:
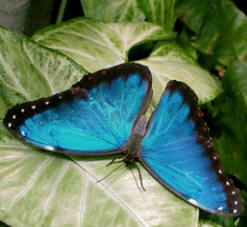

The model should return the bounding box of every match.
[136,41,221,105]
[32,18,175,72]
[199,210,235,227]
[0,26,84,116]
[176,0,247,66]
[211,61,247,186]
[0,25,200,226]
[81,0,176,31]
[32,18,222,104]
[138,0,176,31]
[199,219,223,227]
[81,0,145,23]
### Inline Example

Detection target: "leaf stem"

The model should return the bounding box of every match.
[56,0,68,24]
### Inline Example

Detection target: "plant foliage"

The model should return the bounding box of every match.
[0,0,246,226]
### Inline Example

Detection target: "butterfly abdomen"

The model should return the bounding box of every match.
[124,133,143,165]
[124,115,148,165]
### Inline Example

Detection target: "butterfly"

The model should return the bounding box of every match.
[3,63,243,216]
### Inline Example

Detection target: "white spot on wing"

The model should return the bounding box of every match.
[8,123,12,128]
[21,130,26,136]
[217,206,223,211]
[188,199,198,205]
[44,145,55,151]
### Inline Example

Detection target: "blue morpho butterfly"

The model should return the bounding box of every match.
[4,63,243,216]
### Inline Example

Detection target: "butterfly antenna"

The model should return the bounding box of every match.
[133,163,146,191]
[97,163,124,183]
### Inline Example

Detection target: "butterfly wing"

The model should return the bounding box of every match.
[4,63,152,155]
[139,81,243,216]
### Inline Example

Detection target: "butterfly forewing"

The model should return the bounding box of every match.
[139,81,243,216]
[4,63,152,155]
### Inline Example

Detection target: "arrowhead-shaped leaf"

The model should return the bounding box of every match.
[81,0,176,31]
[32,18,222,104]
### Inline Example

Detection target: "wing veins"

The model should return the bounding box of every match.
[87,102,121,146]
[69,99,120,147]
[142,156,202,190]
[152,104,186,139]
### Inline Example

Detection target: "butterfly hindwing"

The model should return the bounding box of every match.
[139,81,243,216]
[4,63,152,155]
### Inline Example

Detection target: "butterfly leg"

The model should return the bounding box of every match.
[106,156,124,167]
[132,162,146,191]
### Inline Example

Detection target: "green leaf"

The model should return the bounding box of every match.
[0,26,85,107]
[212,61,247,186]
[199,208,236,227]
[176,29,198,62]
[81,0,176,31]
[176,0,247,66]
[224,61,247,94]
[81,0,145,23]
[138,0,176,31]
[238,191,247,226]
[0,24,200,226]
[199,219,223,227]
[32,18,222,104]
[137,41,222,105]
[32,18,175,72]
[199,211,235,227]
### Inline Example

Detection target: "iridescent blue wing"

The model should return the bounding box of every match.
[4,63,152,155]
[139,81,243,216]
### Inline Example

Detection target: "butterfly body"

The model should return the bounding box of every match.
[3,63,243,216]
[123,134,142,166]
[122,115,147,163]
